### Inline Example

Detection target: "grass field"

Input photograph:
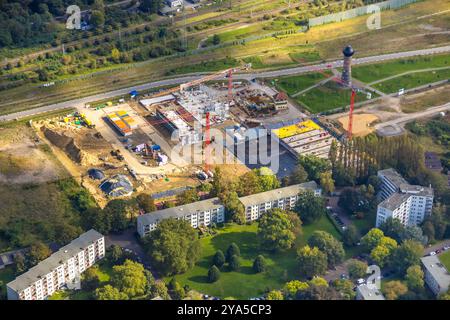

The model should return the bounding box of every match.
[295,81,375,113]
[401,84,450,113]
[171,216,341,299]
[439,251,450,272]
[352,54,450,84]
[274,71,332,95]
[373,68,450,94]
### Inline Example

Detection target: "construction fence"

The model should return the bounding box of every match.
[308,0,421,27]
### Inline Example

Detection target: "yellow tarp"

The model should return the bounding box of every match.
[272,120,321,139]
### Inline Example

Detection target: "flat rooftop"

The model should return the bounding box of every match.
[239,181,319,207]
[357,284,385,300]
[272,120,321,139]
[7,230,103,293]
[378,192,411,211]
[378,168,408,188]
[137,197,223,226]
[421,255,450,292]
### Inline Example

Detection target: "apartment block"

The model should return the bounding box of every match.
[137,198,225,237]
[239,181,321,222]
[356,284,385,300]
[421,255,450,297]
[6,230,105,300]
[376,168,433,227]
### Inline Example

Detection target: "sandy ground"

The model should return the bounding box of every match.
[337,114,380,137]
[0,125,65,184]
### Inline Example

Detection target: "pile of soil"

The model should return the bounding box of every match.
[41,127,99,166]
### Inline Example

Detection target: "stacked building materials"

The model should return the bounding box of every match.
[106,111,138,136]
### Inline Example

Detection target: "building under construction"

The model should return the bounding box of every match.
[270,119,335,159]
[106,110,138,136]
[143,85,231,146]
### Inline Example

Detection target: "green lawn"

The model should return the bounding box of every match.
[171,216,341,299]
[352,54,450,83]
[166,57,239,75]
[295,81,375,113]
[274,71,332,96]
[439,251,450,272]
[0,266,15,300]
[373,68,450,94]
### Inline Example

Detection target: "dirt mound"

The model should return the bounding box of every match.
[41,127,100,166]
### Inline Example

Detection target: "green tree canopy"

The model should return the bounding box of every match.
[405,265,424,291]
[297,245,328,279]
[308,231,345,268]
[95,285,128,300]
[257,208,298,252]
[266,290,284,300]
[208,265,221,283]
[294,191,326,224]
[226,243,240,262]
[252,255,267,273]
[213,250,225,268]
[390,240,424,275]
[145,218,201,276]
[347,259,368,279]
[229,254,241,271]
[299,155,331,181]
[111,260,147,298]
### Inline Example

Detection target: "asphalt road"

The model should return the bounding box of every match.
[1,46,450,122]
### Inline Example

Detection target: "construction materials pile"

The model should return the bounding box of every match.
[106,110,138,136]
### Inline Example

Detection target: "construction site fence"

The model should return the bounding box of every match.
[308,0,421,27]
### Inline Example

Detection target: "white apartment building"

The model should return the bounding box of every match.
[376,169,433,227]
[239,181,321,222]
[421,255,450,297]
[137,197,225,237]
[7,230,105,300]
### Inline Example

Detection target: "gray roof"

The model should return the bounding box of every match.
[138,197,223,226]
[356,284,385,300]
[378,168,408,189]
[378,192,411,211]
[7,230,103,293]
[239,181,318,208]
[399,184,433,197]
[421,255,450,291]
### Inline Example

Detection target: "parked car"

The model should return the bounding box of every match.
[357,278,366,285]
[429,251,437,256]
[436,249,441,254]
[443,246,450,251]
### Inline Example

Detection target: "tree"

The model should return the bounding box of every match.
[290,164,308,185]
[342,225,359,246]
[283,280,309,299]
[90,10,105,29]
[36,68,49,81]
[108,245,124,264]
[256,167,280,192]
[297,245,328,279]
[136,194,156,213]
[229,255,241,271]
[361,228,384,251]
[111,260,147,298]
[309,276,328,287]
[13,253,26,275]
[176,188,200,205]
[296,284,340,300]
[221,191,245,223]
[253,255,267,273]
[379,218,405,242]
[140,0,163,13]
[226,243,240,262]
[150,281,170,300]
[104,199,134,233]
[208,265,221,283]
[390,240,424,275]
[170,280,185,300]
[212,34,221,45]
[382,281,408,300]
[294,191,326,224]
[111,48,120,63]
[237,171,262,196]
[257,209,297,252]
[95,285,128,300]
[145,219,201,276]
[266,290,284,300]
[319,171,335,195]
[347,259,368,279]
[400,226,427,244]
[370,237,398,267]
[308,231,345,268]
[26,241,51,268]
[332,279,356,300]
[213,250,225,268]
[82,266,101,292]
[405,265,424,291]
[298,155,331,181]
